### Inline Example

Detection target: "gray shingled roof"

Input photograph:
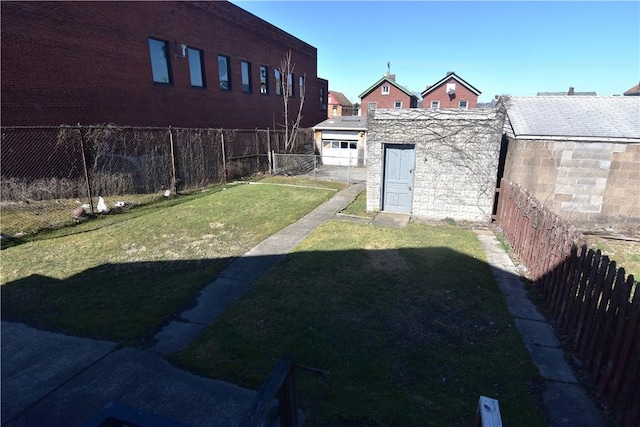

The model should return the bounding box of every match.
[313,115,367,130]
[505,96,640,140]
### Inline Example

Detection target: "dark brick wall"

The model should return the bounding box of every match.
[1,1,327,128]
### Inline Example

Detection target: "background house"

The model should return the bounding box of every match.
[537,87,597,96]
[624,83,640,96]
[328,91,354,118]
[366,108,504,221]
[313,116,367,166]
[421,72,480,109]
[501,96,640,230]
[0,1,328,129]
[358,74,418,116]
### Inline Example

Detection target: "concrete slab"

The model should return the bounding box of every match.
[1,321,117,424]
[515,319,561,347]
[504,294,547,321]
[5,348,255,427]
[525,344,577,383]
[149,321,207,354]
[543,382,610,427]
[371,212,410,228]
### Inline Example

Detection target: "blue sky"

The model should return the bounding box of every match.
[231,1,639,103]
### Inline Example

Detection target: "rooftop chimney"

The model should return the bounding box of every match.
[446,71,455,76]
[568,87,575,95]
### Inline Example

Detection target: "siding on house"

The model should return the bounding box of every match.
[0,1,328,129]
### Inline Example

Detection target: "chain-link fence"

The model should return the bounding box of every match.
[1,125,313,237]
[272,153,366,184]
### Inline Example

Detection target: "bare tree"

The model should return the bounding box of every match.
[278,50,305,152]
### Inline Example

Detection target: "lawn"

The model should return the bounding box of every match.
[0,178,344,342]
[174,220,547,426]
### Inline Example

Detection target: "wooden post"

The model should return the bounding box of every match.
[278,366,298,427]
[221,130,227,183]
[267,128,272,174]
[77,125,94,214]
[168,126,178,193]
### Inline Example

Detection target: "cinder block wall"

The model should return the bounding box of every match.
[503,138,640,229]
[367,109,503,221]
[1,1,326,129]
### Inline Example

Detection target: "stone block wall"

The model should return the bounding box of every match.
[366,108,504,221]
[503,138,640,230]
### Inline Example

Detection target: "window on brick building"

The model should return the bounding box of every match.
[382,85,390,95]
[275,69,282,96]
[431,100,440,109]
[259,66,269,94]
[299,75,305,98]
[241,61,252,93]
[148,38,172,84]
[368,102,377,110]
[320,87,327,110]
[459,100,468,109]
[394,101,402,109]
[287,73,294,98]
[218,55,231,90]
[188,48,205,88]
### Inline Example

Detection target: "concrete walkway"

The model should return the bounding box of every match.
[475,230,610,427]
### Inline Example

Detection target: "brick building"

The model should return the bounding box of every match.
[358,74,418,116]
[0,1,328,129]
[421,72,480,109]
[327,91,354,118]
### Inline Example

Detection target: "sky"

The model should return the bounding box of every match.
[231,1,640,103]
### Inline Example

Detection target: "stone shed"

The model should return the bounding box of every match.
[366,108,505,221]
[502,96,640,230]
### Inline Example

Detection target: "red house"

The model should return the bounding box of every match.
[421,72,481,109]
[0,1,328,129]
[358,74,418,116]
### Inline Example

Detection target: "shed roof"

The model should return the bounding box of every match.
[505,96,640,141]
[313,115,368,131]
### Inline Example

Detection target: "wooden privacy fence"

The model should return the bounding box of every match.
[496,178,640,427]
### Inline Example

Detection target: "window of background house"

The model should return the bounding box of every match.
[431,100,440,109]
[299,75,305,98]
[394,101,402,109]
[459,100,468,109]
[260,65,268,94]
[332,106,337,117]
[218,55,231,90]
[275,69,282,96]
[382,85,390,95]
[368,102,377,110]
[188,48,205,88]
[287,73,294,97]
[241,61,252,93]
[148,38,172,84]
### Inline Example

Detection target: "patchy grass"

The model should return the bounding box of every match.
[0,178,339,343]
[589,238,640,281]
[340,189,375,219]
[174,221,547,426]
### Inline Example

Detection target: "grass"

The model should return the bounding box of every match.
[590,237,640,281]
[0,178,344,343]
[339,189,376,218]
[173,221,547,426]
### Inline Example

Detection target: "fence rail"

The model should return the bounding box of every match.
[1,125,313,237]
[496,178,639,427]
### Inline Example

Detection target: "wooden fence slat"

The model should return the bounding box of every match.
[575,255,610,359]
[573,250,602,353]
[602,275,639,407]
